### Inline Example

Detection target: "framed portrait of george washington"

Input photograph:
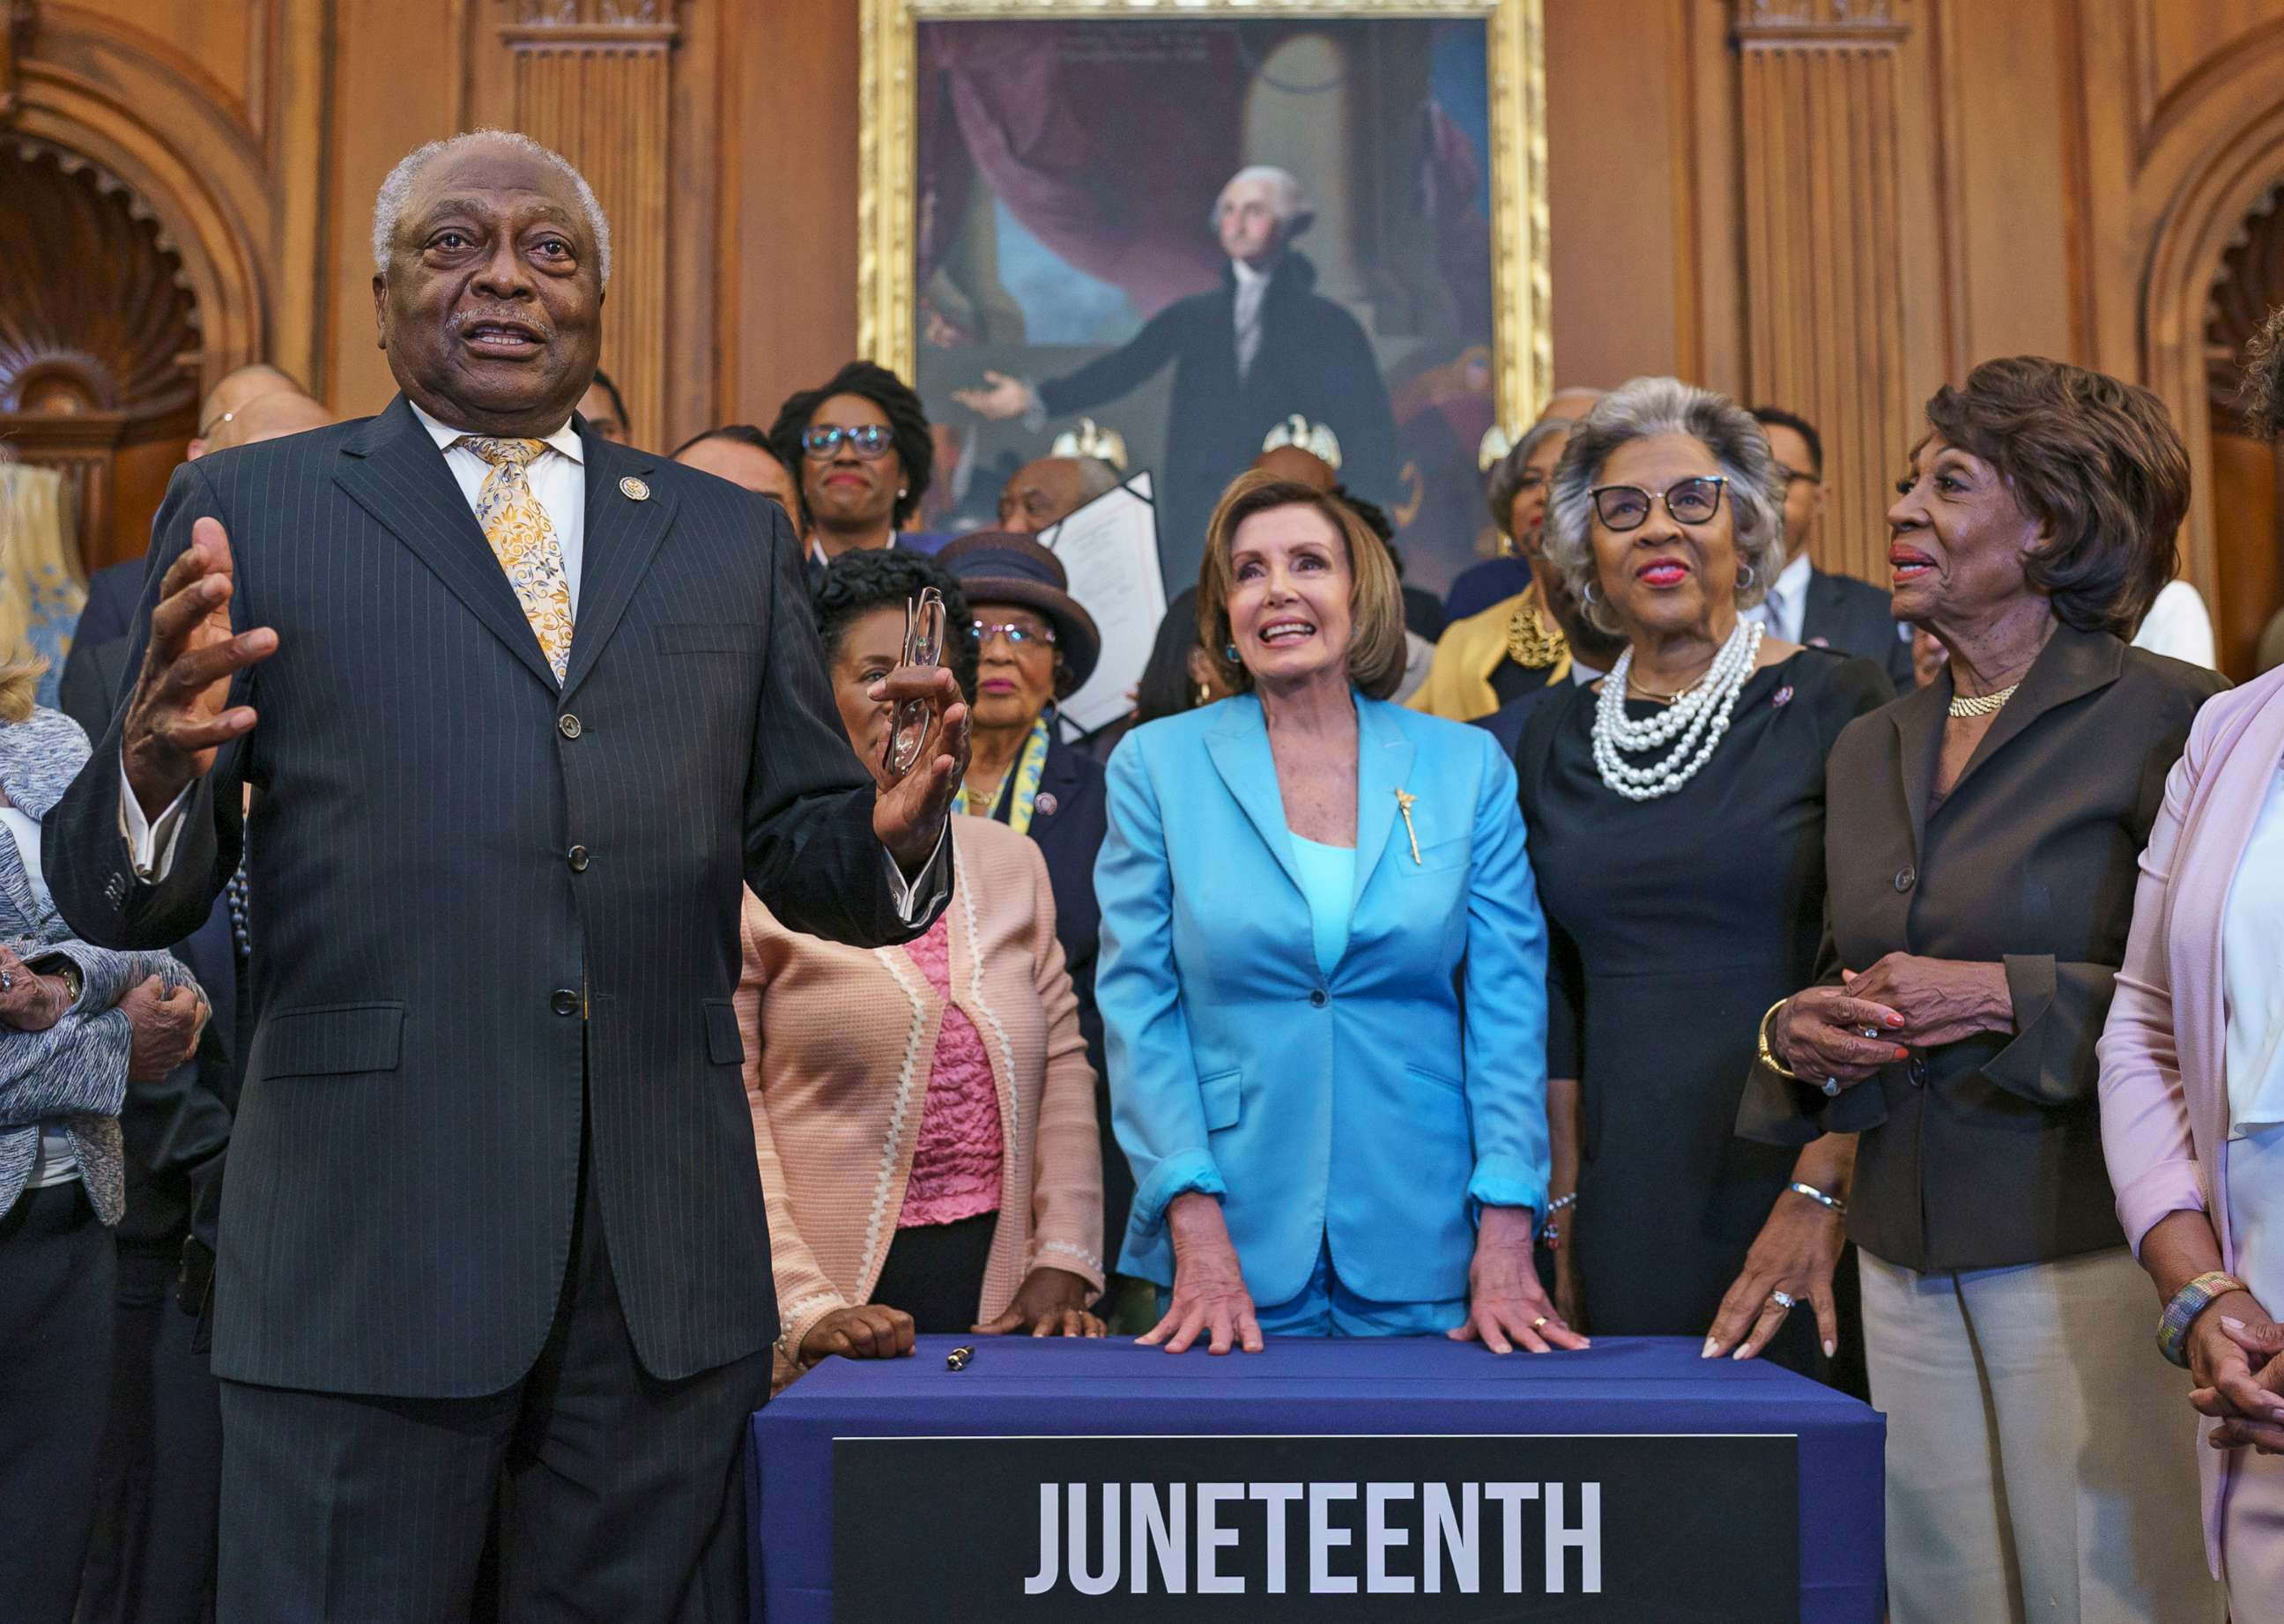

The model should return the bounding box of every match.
[858,0,1550,593]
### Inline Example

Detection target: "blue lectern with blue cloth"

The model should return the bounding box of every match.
[750,1335,1883,1622]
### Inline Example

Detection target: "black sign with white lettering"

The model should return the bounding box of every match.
[831,1433,1797,1620]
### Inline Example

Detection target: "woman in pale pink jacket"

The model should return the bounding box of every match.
[2100,658,2284,1608]
[741,552,1105,1383]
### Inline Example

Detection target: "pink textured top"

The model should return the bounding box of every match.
[896,914,1005,1227]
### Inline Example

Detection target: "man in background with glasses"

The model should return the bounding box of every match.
[1748,405,1917,690]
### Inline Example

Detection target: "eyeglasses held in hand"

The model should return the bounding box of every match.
[1587,475,1728,531]
[884,587,946,779]
[802,424,895,461]
[974,619,1057,649]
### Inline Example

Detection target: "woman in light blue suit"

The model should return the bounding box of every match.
[1098,472,1583,1356]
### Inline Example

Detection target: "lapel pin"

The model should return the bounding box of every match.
[1772,685,1795,708]
[1034,791,1058,819]
[619,475,650,502]
[1808,635,1830,649]
[1394,788,1423,865]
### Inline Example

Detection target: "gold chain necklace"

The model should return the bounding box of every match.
[1947,683,2020,719]
[1506,594,1568,669]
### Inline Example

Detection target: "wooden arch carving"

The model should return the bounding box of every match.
[2206,184,2284,434]
[2,4,308,562]
[2132,33,2284,607]
[0,137,201,566]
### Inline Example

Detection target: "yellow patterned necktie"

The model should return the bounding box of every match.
[459,436,575,681]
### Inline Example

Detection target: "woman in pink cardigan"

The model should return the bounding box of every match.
[741,552,1105,1381]
[2098,337,2284,1610]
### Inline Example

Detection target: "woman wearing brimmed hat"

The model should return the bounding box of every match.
[934,533,1123,1262]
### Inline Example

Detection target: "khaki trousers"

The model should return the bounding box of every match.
[1859,1245,2222,1624]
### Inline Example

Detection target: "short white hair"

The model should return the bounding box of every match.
[1213,165,1314,234]
[372,129,612,286]
[1543,376,1789,634]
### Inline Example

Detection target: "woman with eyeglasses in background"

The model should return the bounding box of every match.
[768,361,945,574]
[1410,417,1610,723]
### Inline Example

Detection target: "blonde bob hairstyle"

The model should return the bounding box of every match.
[1543,376,1788,637]
[1195,471,1409,701]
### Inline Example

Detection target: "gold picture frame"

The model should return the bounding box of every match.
[856,0,1551,434]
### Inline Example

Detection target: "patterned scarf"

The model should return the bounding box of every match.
[955,714,1053,834]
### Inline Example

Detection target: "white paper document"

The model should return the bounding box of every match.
[1039,472,1168,735]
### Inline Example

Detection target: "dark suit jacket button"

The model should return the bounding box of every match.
[1909,1054,1928,1087]
[1894,866,1917,893]
[1309,989,1328,1008]
[558,714,582,739]
[567,845,589,872]
[551,989,580,1017]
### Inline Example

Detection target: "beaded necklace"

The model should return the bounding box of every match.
[1589,619,1765,802]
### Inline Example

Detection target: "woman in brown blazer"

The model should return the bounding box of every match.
[740,552,1105,1381]
[1746,359,2227,1622]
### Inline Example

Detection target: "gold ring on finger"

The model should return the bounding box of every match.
[1769,1290,1798,1311]
[1531,1315,1548,1331]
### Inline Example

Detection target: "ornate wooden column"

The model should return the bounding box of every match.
[498,0,679,449]
[1734,0,1910,583]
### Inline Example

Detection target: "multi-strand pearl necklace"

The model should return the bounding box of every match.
[1590,619,1765,802]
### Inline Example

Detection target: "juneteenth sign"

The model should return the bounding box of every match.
[832,1433,1798,1620]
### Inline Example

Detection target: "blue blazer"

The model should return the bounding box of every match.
[1096,691,1551,1308]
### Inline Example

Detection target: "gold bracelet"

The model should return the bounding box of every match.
[1757,998,1798,1079]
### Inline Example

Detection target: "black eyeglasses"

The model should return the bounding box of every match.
[801,424,895,461]
[975,619,1057,649]
[1587,475,1727,531]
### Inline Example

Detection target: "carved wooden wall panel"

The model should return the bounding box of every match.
[1734,0,1915,584]
[496,0,679,452]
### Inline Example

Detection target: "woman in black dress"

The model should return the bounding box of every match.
[1514,376,1891,1376]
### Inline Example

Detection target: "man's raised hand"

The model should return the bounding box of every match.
[122,516,278,820]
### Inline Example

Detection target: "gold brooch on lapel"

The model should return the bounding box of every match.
[1394,788,1422,865]
[619,476,650,502]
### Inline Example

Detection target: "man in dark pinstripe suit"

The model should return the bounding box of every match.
[48,130,968,1622]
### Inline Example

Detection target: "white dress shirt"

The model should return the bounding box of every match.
[122,404,948,918]
[2131,578,2218,670]
[1742,551,1814,646]
[1232,256,1272,382]
[2223,765,2284,1316]
[2224,766,2284,1139]
[412,402,588,608]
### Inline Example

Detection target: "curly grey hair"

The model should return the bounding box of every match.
[1484,416,1576,536]
[1543,376,1787,634]
[371,130,612,287]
